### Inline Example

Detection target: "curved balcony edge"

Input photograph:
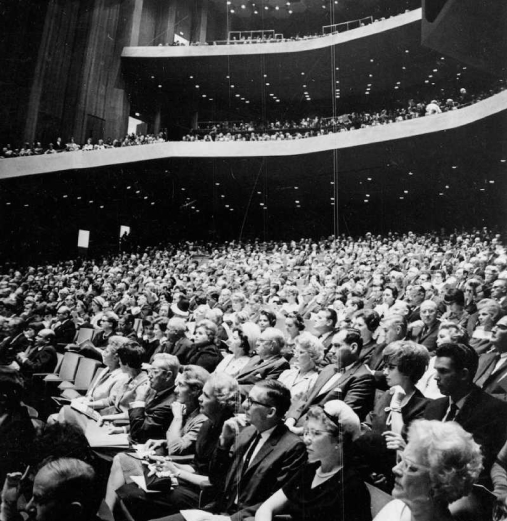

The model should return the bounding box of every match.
[121,9,422,59]
[1,89,506,181]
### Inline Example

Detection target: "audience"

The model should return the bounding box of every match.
[2,227,507,520]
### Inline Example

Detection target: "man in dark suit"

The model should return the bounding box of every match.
[124,353,179,443]
[17,328,58,376]
[491,279,507,313]
[52,306,76,347]
[203,380,307,521]
[405,284,426,323]
[406,300,440,352]
[0,317,30,365]
[425,343,507,497]
[474,315,507,400]
[285,327,375,433]
[313,307,338,362]
[163,317,193,364]
[236,328,289,396]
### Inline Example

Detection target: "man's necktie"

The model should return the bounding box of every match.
[242,432,262,472]
[445,402,459,422]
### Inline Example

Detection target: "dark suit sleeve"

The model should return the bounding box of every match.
[338,371,375,422]
[22,347,57,374]
[230,439,307,521]
[128,403,174,443]
[58,321,76,344]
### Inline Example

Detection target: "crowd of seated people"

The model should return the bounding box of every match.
[3,227,507,520]
[0,131,168,159]
[183,82,506,142]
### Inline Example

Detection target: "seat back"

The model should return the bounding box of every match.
[75,327,95,344]
[73,358,103,390]
[58,352,83,381]
[54,352,64,373]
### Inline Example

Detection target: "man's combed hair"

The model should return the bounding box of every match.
[256,379,292,418]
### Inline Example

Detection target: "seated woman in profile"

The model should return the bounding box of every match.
[214,322,260,377]
[356,340,430,492]
[186,320,223,373]
[255,401,371,521]
[277,332,322,403]
[51,335,129,424]
[112,372,239,521]
[105,365,210,512]
[373,420,483,521]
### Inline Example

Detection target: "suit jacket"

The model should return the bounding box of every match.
[209,423,307,521]
[128,385,177,443]
[186,341,223,373]
[406,305,422,324]
[165,336,194,364]
[0,333,30,365]
[407,319,440,352]
[20,345,58,375]
[474,350,507,399]
[236,355,290,395]
[53,318,76,346]
[287,361,375,423]
[424,385,507,485]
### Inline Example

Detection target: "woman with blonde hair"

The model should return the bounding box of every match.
[374,419,483,521]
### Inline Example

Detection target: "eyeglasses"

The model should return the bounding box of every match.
[245,396,272,408]
[396,453,430,475]
[148,368,168,376]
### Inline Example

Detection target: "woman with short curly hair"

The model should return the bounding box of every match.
[373,419,483,521]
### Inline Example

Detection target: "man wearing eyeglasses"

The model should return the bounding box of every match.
[285,327,374,434]
[236,328,289,396]
[475,315,507,399]
[17,329,58,376]
[198,380,306,521]
[51,306,76,347]
[126,353,180,443]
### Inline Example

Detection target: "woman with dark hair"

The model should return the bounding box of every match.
[186,320,223,373]
[92,342,149,421]
[0,367,36,484]
[257,309,277,332]
[356,340,430,492]
[284,312,305,357]
[255,401,371,521]
[215,322,260,376]
[113,373,240,521]
[375,285,399,318]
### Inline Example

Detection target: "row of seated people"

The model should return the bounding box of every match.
[0,131,168,159]
[182,82,506,142]
[0,334,501,521]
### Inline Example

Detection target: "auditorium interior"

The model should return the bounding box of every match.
[0,0,506,262]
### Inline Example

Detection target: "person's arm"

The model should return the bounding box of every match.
[338,371,375,421]
[492,441,507,502]
[255,489,290,521]
[167,405,205,455]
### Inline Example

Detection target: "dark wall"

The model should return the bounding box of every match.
[0,0,49,146]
